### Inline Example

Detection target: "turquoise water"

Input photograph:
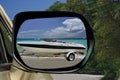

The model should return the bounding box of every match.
[17,38,87,48]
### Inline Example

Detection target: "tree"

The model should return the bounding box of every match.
[66,0,86,14]
[93,0,120,79]
[47,1,120,79]
[46,1,66,11]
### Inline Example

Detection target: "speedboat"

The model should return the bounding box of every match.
[18,39,86,49]
[17,39,86,61]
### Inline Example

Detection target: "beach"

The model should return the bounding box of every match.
[18,46,86,69]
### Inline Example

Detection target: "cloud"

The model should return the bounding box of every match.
[18,30,42,38]
[19,30,41,34]
[63,18,84,32]
[43,18,86,38]
[18,18,86,39]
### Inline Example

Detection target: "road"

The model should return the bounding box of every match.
[51,74,104,80]
[21,56,82,69]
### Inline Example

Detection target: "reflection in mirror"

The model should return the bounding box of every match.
[17,17,87,69]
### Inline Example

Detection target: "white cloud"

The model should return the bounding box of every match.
[43,18,86,38]
[18,18,86,39]
[63,18,84,31]
[19,30,41,34]
[18,30,42,38]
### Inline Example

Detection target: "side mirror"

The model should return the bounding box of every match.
[13,11,94,73]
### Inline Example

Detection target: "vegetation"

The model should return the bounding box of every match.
[47,0,120,80]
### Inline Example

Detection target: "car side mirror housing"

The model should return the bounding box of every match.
[13,11,94,73]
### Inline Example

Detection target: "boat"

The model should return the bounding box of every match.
[17,39,86,61]
[18,39,86,49]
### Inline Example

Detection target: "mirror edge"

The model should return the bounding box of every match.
[13,11,95,73]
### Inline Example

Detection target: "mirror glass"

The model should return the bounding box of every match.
[16,17,87,69]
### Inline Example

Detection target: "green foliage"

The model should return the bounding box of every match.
[47,0,120,79]
[46,1,66,11]
[101,58,120,80]
[66,0,86,14]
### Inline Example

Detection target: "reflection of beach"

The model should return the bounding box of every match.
[19,46,86,69]
[21,56,82,69]
[20,46,86,57]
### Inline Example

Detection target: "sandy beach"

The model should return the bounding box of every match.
[21,56,82,69]
[20,46,86,57]
[18,46,86,69]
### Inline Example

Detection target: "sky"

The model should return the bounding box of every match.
[0,0,66,20]
[0,0,86,39]
[18,17,86,39]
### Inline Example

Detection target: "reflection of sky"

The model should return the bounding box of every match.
[19,17,67,33]
[18,17,86,39]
